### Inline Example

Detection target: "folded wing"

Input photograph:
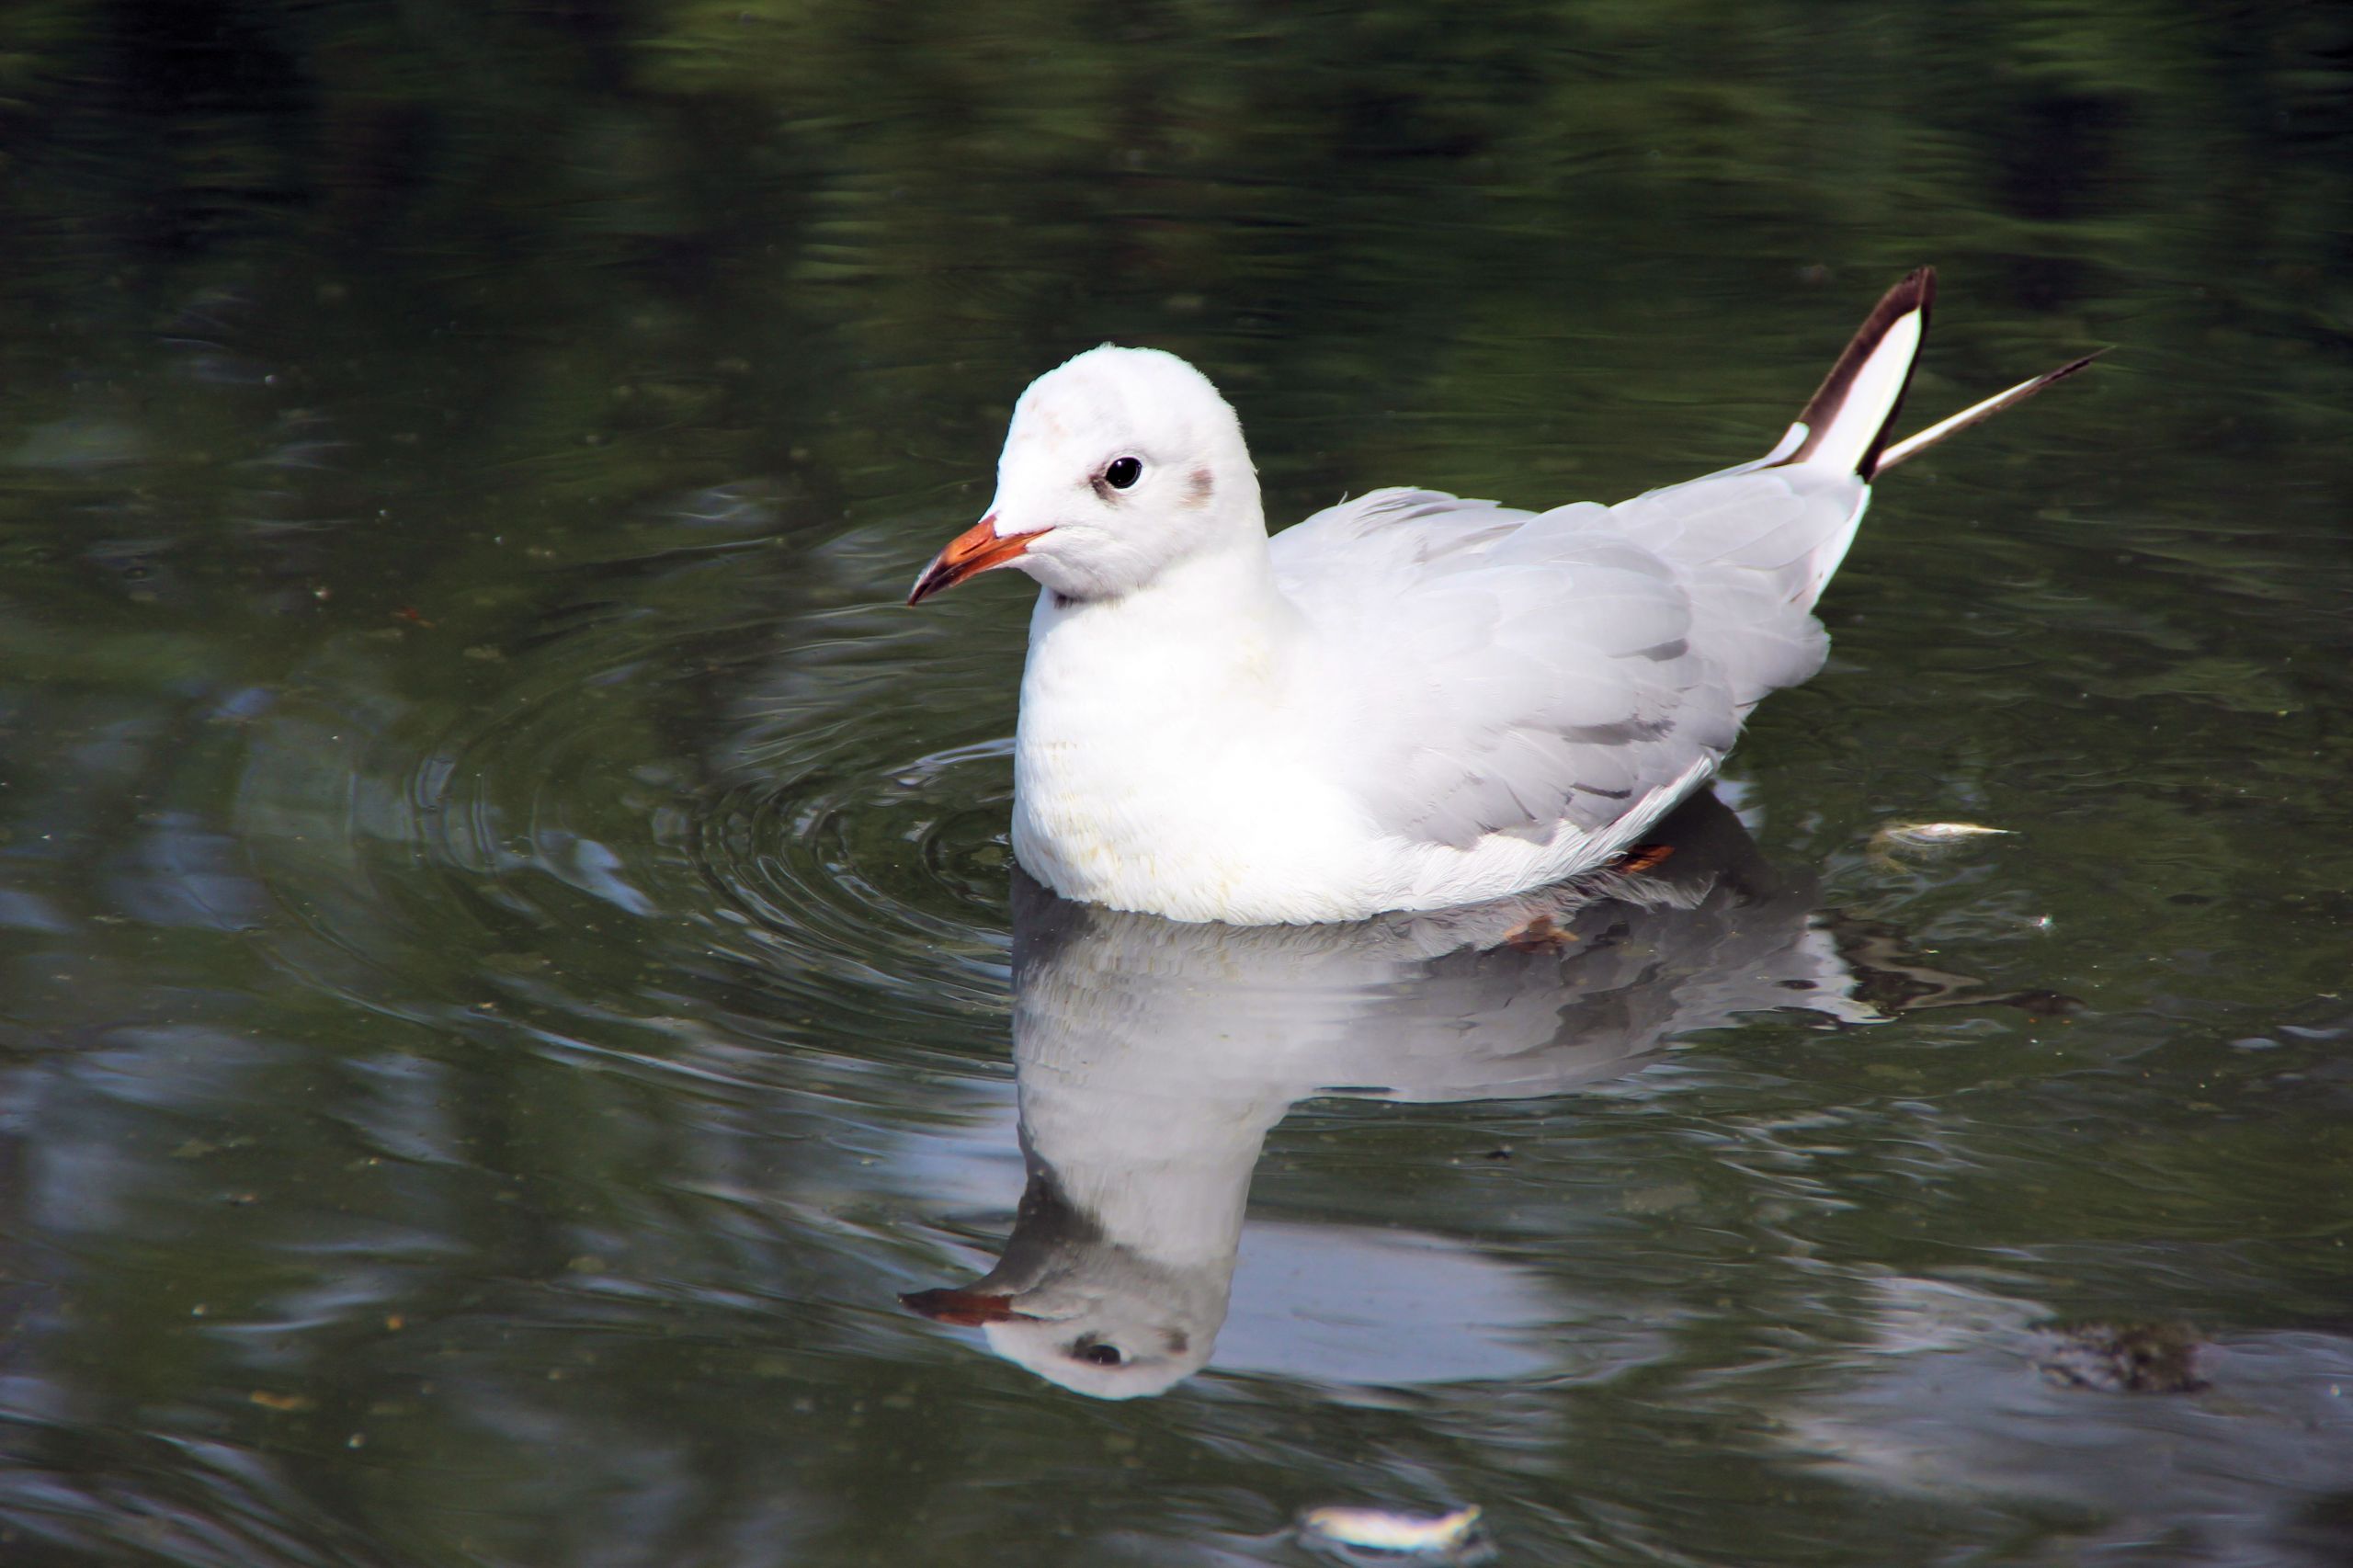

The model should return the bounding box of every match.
[1271,470,1866,849]
[1266,269,2092,870]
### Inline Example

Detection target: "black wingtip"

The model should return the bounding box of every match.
[1781,267,1937,475]
[2041,347,2109,385]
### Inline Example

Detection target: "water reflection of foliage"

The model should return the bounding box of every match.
[6,1,2350,471]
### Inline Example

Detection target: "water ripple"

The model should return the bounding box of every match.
[237,539,1021,1069]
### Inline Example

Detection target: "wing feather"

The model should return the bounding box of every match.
[1270,475,1856,849]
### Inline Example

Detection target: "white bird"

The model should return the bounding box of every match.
[909,268,2092,924]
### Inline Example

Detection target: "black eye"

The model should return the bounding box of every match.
[1074,1341,1124,1367]
[1104,457,1143,490]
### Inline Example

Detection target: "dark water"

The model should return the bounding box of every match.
[3,4,2350,1563]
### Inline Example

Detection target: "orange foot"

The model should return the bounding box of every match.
[1501,914,1577,951]
[1615,842,1677,876]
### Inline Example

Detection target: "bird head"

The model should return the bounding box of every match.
[908,347,1262,606]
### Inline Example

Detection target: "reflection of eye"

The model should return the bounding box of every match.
[1073,1339,1124,1367]
[1104,457,1143,490]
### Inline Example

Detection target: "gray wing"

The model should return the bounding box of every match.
[1270,472,1865,849]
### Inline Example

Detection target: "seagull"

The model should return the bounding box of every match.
[908,268,2093,924]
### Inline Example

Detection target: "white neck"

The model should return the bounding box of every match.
[1029,525,1293,661]
[1011,535,1334,914]
[1019,1074,1278,1267]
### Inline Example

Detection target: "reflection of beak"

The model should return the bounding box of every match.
[906,515,1044,606]
[899,1288,1040,1326]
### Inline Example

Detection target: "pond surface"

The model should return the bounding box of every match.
[2,4,2350,1564]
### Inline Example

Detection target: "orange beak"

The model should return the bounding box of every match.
[899,1288,1040,1326]
[906,515,1042,606]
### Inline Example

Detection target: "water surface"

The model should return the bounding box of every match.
[2,5,2349,1564]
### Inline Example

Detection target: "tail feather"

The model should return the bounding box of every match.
[1775,267,1936,479]
[1875,350,2105,472]
[1725,268,2096,614]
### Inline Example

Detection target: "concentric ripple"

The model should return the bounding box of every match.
[692,733,1017,967]
[233,533,1029,1074]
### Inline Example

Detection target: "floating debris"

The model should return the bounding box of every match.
[1299,1504,1490,1562]
[248,1390,315,1413]
[1870,821,2013,858]
[2037,1321,2210,1394]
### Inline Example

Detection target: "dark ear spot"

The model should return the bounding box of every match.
[1183,467,1215,508]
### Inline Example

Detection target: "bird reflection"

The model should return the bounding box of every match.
[904,794,1876,1399]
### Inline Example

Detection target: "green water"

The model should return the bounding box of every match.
[2,3,2349,1563]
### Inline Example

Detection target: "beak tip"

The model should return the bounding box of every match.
[904,516,1034,608]
[900,1287,1035,1326]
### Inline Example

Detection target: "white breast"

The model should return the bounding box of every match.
[1006,573,1711,924]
